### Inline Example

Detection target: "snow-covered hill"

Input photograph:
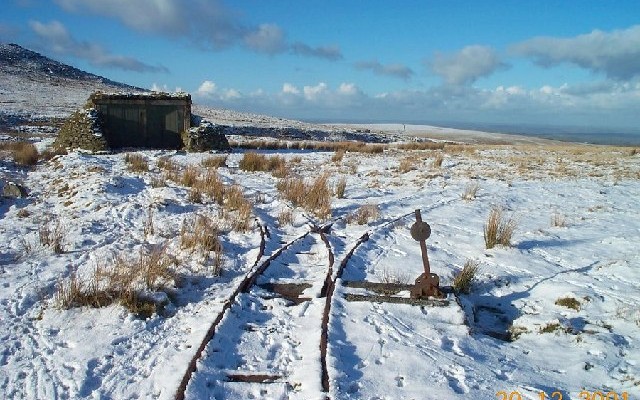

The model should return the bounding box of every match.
[0,43,143,124]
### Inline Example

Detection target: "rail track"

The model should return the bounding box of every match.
[174,195,457,399]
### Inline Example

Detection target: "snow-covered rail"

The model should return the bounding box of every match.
[174,196,457,399]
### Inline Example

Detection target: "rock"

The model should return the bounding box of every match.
[53,107,108,153]
[183,121,231,152]
[3,181,28,198]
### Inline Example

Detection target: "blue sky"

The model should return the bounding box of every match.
[2,0,640,130]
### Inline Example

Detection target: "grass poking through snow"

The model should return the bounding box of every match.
[484,207,517,249]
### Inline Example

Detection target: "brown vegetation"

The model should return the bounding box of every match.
[124,153,149,173]
[277,174,332,220]
[346,204,380,225]
[55,245,177,317]
[0,141,40,166]
[452,260,479,294]
[484,207,517,249]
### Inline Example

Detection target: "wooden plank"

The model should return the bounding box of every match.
[343,293,450,306]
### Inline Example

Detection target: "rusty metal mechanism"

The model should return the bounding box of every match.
[409,209,443,299]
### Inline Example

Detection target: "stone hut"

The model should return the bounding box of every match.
[54,92,230,152]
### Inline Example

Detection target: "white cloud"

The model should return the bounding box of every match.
[511,25,640,81]
[29,20,168,72]
[196,80,217,97]
[243,23,286,55]
[54,0,341,60]
[282,83,300,95]
[222,88,241,100]
[355,60,414,80]
[194,80,243,101]
[338,83,361,96]
[290,43,343,61]
[427,45,507,85]
[303,82,328,101]
[196,79,640,130]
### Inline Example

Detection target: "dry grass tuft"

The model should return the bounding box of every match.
[304,174,332,220]
[40,147,67,162]
[331,150,345,163]
[157,156,179,172]
[2,141,40,166]
[278,177,306,206]
[347,204,380,225]
[398,156,418,173]
[39,218,65,254]
[539,322,562,334]
[461,182,479,201]
[55,246,177,317]
[231,140,385,154]
[181,215,224,270]
[124,153,149,173]
[452,260,479,294]
[396,142,445,151]
[201,155,227,168]
[432,153,444,168]
[195,169,225,204]
[180,215,222,252]
[551,212,566,227]
[187,187,203,203]
[555,297,581,311]
[277,209,294,226]
[224,185,253,232]
[277,174,332,220]
[377,266,410,285]
[181,165,200,187]
[239,152,287,173]
[150,175,167,188]
[335,177,347,199]
[484,207,517,249]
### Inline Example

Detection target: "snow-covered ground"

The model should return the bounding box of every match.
[1,139,639,399]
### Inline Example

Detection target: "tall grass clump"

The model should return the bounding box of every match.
[124,153,149,173]
[277,174,332,220]
[304,174,332,220]
[39,218,65,254]
[55,246,177,317]
[398,156,418,173]
[452,260,479,294]
[335,177,347,199]
[195,169,225,204]
[201,155,227,168]
[346,204,380,225]
[157,156,179,172]
[396,142,445,151]
[180,215,224,272]
[551,212,566,227]
[3,141,40,166]
[224,185,253,232]
[484,207,517,249]
[331,150,345,163]
[181,165,200,187]
[461,182,479,201]
[277,209,294,226]
[432,153,444,168]
[239,152,286,173]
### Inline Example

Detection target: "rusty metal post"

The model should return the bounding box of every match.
[410,209,442,299]
[414,210,431,275]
